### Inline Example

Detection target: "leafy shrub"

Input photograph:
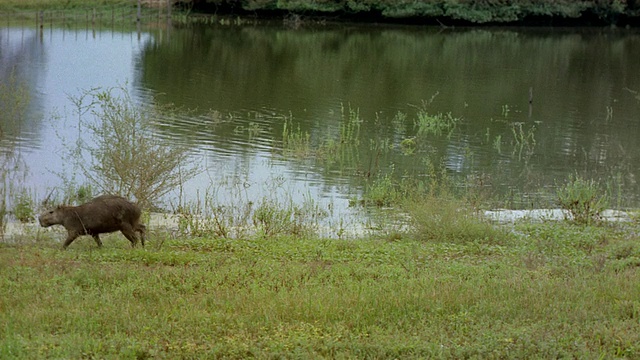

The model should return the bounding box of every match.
[63,87,200,209]
[557,174,608,225]
[12,189,35,223]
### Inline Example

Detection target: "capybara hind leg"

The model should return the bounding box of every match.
[92,234,103,248]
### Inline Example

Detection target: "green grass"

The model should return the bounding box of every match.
[0,0,172,26]
[2,220,640,358]
[0,0,133,11]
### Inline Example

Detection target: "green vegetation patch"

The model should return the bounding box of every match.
[0,0,134,11]
[2,221,640,358]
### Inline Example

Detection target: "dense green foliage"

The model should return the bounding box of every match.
[194,0,640,24]
[0,0,638,24]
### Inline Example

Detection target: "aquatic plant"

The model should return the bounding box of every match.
[414,110,460,137]
[399,137,416,155]
[339,104,362,145]
[281,115,311,158]
[361,171,401,207]
[492,134,502,153]
[175,188,254,239]
[557,174,608,225]
[510,121,536,159]
[173,176,328,239]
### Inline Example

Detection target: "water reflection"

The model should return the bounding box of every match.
[0,28,45,150]
[138,25,640,207]
[0,24,639,225]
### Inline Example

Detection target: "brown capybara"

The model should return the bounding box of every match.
[38,195,146,249]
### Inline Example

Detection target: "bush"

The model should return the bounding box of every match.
[62,86,200,209]
[557,174,608,225]
[12,189,35,223]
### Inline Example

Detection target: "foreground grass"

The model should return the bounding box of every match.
[1,221,640,358]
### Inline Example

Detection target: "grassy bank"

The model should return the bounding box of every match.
[1,220,640,358]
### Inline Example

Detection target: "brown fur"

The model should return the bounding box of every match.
[39,195,146,249]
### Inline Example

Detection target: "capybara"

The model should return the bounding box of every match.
[38,195,146,249]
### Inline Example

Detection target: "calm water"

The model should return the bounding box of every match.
[2,23,640,226]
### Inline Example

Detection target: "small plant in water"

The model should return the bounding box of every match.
[414,111,459,137]
[252,196,325,237]
[362,172,400,207]
[340,104,362,145]
[510,121,536,159]
[400,137,416,155]
[281,115,312,157]
[492,135,502,153]
[557,174,608,224]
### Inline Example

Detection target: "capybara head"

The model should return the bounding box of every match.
[38,206,65,228]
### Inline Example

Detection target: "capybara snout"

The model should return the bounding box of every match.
[38,208,65,227]
[39,195,146,249]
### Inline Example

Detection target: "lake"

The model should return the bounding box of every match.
[1,22,640,234]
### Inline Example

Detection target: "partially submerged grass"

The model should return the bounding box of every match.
[557,173,609,225]
[1,219,640,358]
[405,194,510,245]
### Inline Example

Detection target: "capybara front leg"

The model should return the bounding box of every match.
[63,231,80,249]
[92,234,103,248]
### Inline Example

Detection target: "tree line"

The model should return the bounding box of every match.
[184,0,639,25]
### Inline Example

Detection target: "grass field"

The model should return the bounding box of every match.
[2,220,640,358]
[0,0,137,10]
[1,3,638,356]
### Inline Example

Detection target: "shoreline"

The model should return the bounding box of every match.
[2,209,636,243]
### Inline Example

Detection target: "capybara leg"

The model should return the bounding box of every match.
[92,234,103,248]
[136,224,146,247]
[121,224,139,247]
[63,232,79,249]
